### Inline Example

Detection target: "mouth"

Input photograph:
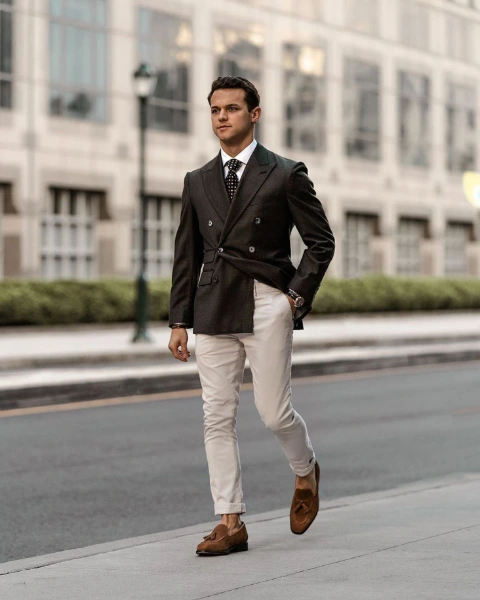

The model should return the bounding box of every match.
[218,126,230,131]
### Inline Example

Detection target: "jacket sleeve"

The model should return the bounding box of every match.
[168,172,203,329]
[286,161,335,322]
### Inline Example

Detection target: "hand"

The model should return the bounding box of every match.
[168,328,191,362]
[285,294,296,317]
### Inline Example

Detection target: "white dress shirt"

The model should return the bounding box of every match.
[220,139,258,181]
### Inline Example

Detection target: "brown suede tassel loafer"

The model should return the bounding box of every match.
[196,522,249,556]
[290,460,320,535]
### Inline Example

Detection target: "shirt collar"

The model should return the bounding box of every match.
[221,139,257,167]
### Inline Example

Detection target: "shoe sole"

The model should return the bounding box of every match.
[196,542,249,556]
[290,461,320,535]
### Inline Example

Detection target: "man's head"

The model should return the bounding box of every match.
[207,76,261,146]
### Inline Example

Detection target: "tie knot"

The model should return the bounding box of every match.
[225,159,242,173]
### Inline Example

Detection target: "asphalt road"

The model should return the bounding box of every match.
[1,362,479,563]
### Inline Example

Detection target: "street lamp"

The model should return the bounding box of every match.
[132,62,158,343]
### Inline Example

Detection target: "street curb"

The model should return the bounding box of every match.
[0,473,477,577]
[2,343,480,410]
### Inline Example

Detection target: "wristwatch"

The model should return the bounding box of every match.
[170,322,187,329]
[286,289,305,308]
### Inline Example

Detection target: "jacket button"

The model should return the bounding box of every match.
[254,217,261,224]
[217,247,223,253]
[249,246,255,253]
[208,220,213,226]
[213,276,218,283]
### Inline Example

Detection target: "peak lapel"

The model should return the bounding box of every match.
[219,144,276,245]
[200,152,230,224]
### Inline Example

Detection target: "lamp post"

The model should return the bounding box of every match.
[132,62,158,343]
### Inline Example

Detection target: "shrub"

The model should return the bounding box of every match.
[312,275,480,314]
[0,275,479,326]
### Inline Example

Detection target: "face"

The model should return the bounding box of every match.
[210,88,261,144]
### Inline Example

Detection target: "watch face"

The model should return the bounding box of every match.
[294,297,305,307]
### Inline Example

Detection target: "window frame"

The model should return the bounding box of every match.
[399,0,430,51]
[214,24,263,95]
[446,13,474,62]
[343,212,378,278]
[343,56,382,162]
[0,0,13,110]
[446,81,477,172]
[137,7,192,134]
[48,0,108,123]
[40,187,102,280]
[396,217,428,276]
[131,195,182,280]
[398,70,431,169]
[445,221,472,275]
[282,41,327,153]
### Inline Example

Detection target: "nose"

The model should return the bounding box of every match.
[218,109,228,121]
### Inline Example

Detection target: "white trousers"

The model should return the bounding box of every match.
[195,279,316,515]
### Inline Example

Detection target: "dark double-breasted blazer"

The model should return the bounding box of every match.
[168,142,335,334]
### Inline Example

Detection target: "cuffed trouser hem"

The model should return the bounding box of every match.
[214,503,246,516]
[290,454,316,477]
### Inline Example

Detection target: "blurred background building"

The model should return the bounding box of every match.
[1,0,480,280]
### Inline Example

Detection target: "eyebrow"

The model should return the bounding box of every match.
[211,103,241,109]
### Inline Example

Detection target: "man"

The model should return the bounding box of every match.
[168,76,335,556]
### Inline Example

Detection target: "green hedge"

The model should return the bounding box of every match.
[311,275,480,314]
[0,275,479,326]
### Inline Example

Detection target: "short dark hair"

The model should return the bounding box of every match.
[207,76,260,112]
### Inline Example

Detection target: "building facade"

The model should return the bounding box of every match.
[1,0,480,280]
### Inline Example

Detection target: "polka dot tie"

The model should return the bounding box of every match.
[224,159,242,202]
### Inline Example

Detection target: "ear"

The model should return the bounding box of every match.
[251,106,262,123]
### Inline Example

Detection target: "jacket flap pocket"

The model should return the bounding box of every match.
[198,270,213,286]
[203,250,215,263]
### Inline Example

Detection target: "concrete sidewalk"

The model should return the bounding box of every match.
[1,311,480,369]
[2,312,480,408]
[1,474,478,599]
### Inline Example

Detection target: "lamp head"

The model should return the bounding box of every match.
[133,62,158,98]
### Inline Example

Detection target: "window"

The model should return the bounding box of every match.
[343,213,377,278]
[215,26,263,91]
[446,14,474,61]
[445,222,471,275]
[138,9,192,133]
[132,196,181,279]
[283,43,327,152]
[446,83,476,172]
[0,0,13,109]
[41,188,101,279]
[49,0,107,121]
[344,58,381,161]
[397,218,427,275]
[344,0,379,36]
[215,26,263,139]
[400,1,430,51]
[398,71,431,168]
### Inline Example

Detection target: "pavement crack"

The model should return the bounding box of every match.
[193,523,480,599]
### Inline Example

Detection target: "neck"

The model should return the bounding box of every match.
[220,134,254,158]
